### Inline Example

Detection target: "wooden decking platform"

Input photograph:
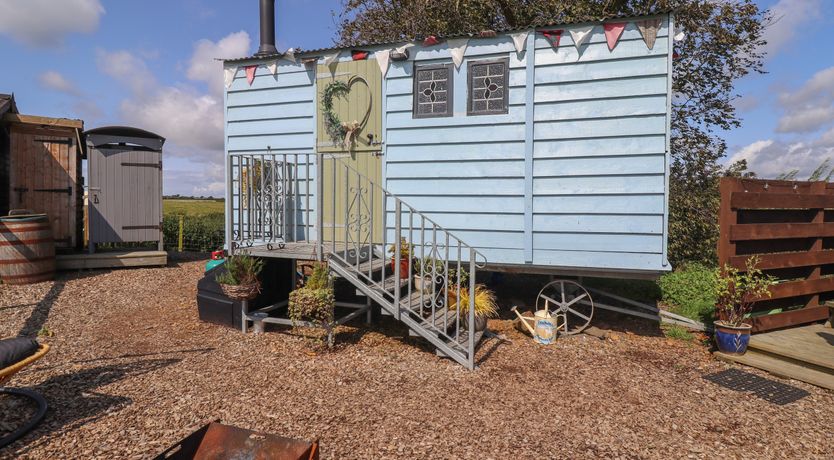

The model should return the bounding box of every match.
[57,250,167,270]
[716,323,834,391]
[237,242,352,261]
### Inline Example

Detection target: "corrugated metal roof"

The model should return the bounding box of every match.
[223,10,672,63]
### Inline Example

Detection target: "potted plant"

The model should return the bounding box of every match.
[215,254,264,301]
[288,264,336,348]
[449,284,499,332]
[413,257,469,293]
[713,256,776,355]
[387,237,412,279]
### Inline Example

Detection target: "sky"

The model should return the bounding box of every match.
[1,0,833,196]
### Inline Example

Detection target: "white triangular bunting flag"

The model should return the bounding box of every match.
[569,26,593,50]
[376,49,391,76]
[674,31,686,42]
[283,48,296,63]
[396,43,414,54]
[447,37,469,69]
[509,31,529,54]
[267,60,278,76]
[224,67,237,88]
[323,50,340,67]
[637,18,662,50]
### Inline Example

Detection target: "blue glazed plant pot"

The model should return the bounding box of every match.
[714,321,752,355]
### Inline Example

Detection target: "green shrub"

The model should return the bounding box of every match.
[215,254,263,286]
[657,263,717,324]
[289,264,336,348]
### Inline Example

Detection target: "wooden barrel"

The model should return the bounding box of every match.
[0,214,56,285]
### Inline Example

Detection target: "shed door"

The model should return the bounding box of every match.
[9,127,77,248]
[88,147,161,243]
[317,59,384,245]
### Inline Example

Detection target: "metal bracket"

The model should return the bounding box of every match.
[33,186,72,195]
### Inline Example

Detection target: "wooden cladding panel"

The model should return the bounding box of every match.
[719,177,834,333]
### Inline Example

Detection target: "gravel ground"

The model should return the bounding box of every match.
[1,256,832,459]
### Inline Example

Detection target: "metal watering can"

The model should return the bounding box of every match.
[511,305,564,345]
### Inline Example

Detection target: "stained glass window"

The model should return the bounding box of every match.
[468,58,509,115]
[413,63,453,118]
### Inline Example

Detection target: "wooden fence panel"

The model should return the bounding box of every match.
[718,177,834,333]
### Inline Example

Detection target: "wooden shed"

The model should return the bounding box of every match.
[0,94,84,251]
[85,126,164,252]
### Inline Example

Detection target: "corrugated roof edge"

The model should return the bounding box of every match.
[222,10,673,63]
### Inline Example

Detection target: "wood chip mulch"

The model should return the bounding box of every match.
[1,257,832,459]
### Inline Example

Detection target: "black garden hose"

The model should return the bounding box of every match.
[0,387,48,449]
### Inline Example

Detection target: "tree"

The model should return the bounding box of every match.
[336,0,768,267]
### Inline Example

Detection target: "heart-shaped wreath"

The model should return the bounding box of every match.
[322,76,372,148]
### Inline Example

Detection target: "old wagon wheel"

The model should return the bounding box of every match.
[536,280,594,335]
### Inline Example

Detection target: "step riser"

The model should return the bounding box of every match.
[748,346,834,377]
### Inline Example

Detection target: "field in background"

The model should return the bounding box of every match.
[163,199,225,252]
[163,199,224,216]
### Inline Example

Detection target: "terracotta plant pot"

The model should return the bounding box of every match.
[714,321,752,355]
[390,258,410,279]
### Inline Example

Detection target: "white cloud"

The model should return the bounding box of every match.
[0,0,104,47]
[729,137,834,179]
[99,32,251,195]
[778,66,834,110]
[764,0,822,58]
[96,49,157,96]
[774,66,834,135]
[776,106,834,133]
[38,71,81,96]
[187,31,250,96]
[120,86,224,153]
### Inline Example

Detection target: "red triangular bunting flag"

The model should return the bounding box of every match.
[423,35,440,46]
[539,29,563,48]
[604,22,627,51]
[244,65,257,86]
[351,50,369,60]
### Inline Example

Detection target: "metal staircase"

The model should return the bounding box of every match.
[227,152,487,369]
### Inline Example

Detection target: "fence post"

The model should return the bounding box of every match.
[178,215,184,252]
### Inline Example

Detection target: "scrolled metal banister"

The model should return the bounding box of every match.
[321,154,487,369]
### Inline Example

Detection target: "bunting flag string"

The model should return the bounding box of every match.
[509,31,529,55]
[603,22,626,51]
[244,65,258,86]
[376,49,391,76]
[636,18,662,50]
[447,37,469,69]
[569,26,594,50]
[266,60,278,76]
[539,29,563,48]
[224,67,237,89]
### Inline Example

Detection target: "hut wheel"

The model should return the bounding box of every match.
[535,280,594,335]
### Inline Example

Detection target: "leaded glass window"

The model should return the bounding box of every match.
[468,58,509,115]
[413,63,453,118]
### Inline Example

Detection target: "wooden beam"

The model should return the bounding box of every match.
[2,113,83,129]
[728,250,834,270]
[750,306,829,333]
[761,277,834,301]
[730,192,834,210]
[730,222,834,241]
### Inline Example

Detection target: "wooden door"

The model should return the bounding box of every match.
[317,59,384,246]
[9,126,77,248]
[88,147,161,244]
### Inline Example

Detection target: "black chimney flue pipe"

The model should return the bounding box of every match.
[256,0,278,56]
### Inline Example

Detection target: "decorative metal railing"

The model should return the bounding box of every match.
[320,154,487,369]
[228,153,315,251]
[227,151,487,369]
